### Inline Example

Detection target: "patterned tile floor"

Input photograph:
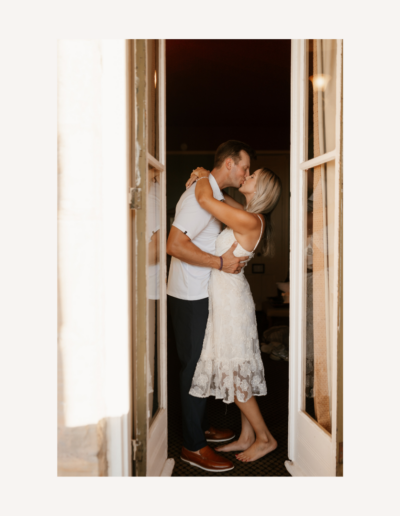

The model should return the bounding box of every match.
[167,312,291,477]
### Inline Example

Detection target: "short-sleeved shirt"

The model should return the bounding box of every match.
[167,174,224,300]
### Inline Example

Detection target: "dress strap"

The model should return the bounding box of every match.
[252,215,264,252]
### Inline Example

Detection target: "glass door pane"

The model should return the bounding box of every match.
[147,164,162,425]
[307,39,337,160]
[304,161,336,433]
[132,38,168,476]
[147,40,159,160]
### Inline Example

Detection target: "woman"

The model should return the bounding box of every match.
[186,166,282,463]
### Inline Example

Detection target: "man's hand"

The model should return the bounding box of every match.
[221,242,247,274]
[185,167,211,189]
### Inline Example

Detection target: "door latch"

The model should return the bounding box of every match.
[132,439,141,461]
[129,187,142,210]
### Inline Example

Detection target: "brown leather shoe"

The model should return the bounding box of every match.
[205,426,235,443]
[181,445,234,472]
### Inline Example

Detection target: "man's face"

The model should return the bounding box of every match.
[229,150,251,188]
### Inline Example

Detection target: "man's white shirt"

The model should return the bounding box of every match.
[167,174,224,300]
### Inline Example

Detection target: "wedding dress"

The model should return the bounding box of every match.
[189,215,267,404]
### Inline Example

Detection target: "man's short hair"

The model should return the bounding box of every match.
[214,140,257,169]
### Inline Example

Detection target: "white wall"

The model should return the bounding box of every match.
[57,40,131,476]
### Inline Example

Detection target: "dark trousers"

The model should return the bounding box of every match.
[168,295,210,451]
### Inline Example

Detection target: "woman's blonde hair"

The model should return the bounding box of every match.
[245,167,282,257]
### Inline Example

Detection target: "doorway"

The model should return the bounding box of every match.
[165,39,292,476]
[129,38,342,477]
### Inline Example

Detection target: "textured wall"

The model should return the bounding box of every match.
[57,40,107,476]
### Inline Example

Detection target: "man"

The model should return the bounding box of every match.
[167,140,256,472]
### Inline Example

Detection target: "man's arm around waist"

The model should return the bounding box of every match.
[166,226,245,274]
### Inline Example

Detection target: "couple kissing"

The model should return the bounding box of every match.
[167,140,281,473]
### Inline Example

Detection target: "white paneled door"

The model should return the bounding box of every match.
[286,39,343,476]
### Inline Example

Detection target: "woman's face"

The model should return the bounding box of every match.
[238,168,261,197]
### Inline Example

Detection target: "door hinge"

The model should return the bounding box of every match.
[132,439,141,461]
[338,442,343,464]
[129,187,142,210]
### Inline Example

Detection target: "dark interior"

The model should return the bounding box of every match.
[166,40,292,476]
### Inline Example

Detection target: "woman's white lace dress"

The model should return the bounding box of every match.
[189,217,267,404]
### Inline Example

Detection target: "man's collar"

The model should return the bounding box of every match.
[209,173,224,201]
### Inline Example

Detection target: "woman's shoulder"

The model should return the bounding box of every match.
[256,213,265,227]
[248,212,264,228]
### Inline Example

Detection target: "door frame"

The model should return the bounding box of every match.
[104,38,343,477]
[101,39,132,477]
[131,39,172,477]
[103,38,171,477]
[286,39,343,476]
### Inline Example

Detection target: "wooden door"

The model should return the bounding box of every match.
[131,39,173,476]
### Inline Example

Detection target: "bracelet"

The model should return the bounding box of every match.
[219,256,223,270]
[195,177,209,182]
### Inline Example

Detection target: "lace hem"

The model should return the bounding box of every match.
[189,357,267,404]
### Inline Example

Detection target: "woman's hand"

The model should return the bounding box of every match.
[185,167,211,189]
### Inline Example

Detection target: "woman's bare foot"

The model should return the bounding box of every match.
[215,435,255,453]
[235,437,277,462]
